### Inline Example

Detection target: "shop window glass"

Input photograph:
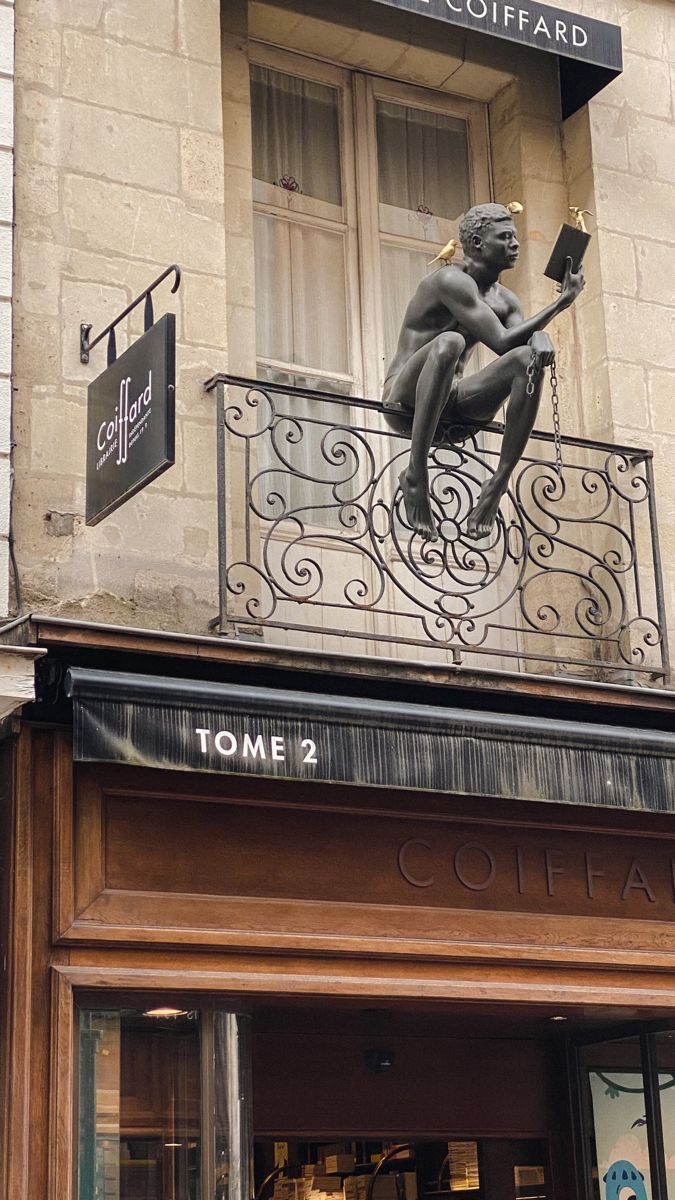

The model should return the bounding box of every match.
[514,1166,547,1200]
[654,1035,675,1200]
[77,1009,251,1200]
[447,1142,480,1191]
[253,1138,547,1200]
[580,1039,653,1200]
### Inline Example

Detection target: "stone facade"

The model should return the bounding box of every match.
[12,0,226,630]
[6,0,675,676]
[561,0,675,634]
[0,0,12,619]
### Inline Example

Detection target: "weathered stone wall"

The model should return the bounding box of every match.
[559,0,675,664]
[0,0,13,618]
[8,0,675,674]
[11,0,226,629]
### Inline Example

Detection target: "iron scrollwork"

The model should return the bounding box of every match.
[214,377,668,681]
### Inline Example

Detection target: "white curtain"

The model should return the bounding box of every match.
[376,100,470,221]
[254,212,349,377]
[251,65,350,381]
[381,243,431,367]
[251,65,342,205]
[251,65,352,524]
[254,213,352,525]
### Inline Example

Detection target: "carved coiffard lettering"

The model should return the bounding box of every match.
[398,839,666,904]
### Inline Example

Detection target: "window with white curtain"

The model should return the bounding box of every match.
[250,50,490,397]
[250,60,356,395]
[376,96,472,369]
[249,50,490,527]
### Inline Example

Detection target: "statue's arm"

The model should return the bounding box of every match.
[502,291,524,329]
[442,260,584,357]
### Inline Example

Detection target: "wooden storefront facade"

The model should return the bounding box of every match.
[2,617,675,1200]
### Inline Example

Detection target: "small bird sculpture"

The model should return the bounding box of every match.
[428,238,460,266]
[569,206,593,233]
[507,201,524,215]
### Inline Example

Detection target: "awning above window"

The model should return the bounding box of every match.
[66,668,674,813]
[369,0,622,118]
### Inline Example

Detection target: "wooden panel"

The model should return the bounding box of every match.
[0,734,16,1200]
[2,730,71,1200]
[49,967,74,1200]
[102,793,675,920]
[73,766,105,920]
[251,1032,553,1137]
[54,951,675,1012]
[63,884,675,965]
[58,763,675,970]
[30,731,63,1200]
[52,732,75,942]
[2,729,34,1200]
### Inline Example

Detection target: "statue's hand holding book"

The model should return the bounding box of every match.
[545,206,593,284]
[557,256,586,306]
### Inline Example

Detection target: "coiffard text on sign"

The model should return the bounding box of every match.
[85,313,175,526]
[370,0,622,70]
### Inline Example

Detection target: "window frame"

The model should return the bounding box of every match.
[354,72,492,397]
[249,44,365,395]
[250,44,492,401]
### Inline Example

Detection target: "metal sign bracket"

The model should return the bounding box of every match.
[79,263,181,365]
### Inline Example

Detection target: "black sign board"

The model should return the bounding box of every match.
[85,313,175,526]
[369,0,622,117]
[66,669,675,814]
[370,0,621,69]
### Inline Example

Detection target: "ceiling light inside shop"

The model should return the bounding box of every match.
[143,1007,188,1018]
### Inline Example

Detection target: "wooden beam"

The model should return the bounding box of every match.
[0,644,45,720]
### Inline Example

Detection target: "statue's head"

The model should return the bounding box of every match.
[458,203,520,271]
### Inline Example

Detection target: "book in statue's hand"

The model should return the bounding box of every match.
[544,222,591,283]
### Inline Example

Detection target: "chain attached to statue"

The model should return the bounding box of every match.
[549,357,562,475]
[527,351,563,476]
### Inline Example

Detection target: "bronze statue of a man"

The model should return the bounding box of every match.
[382,202,585,541]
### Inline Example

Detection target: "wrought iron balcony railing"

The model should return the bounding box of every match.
[207,374,669,684]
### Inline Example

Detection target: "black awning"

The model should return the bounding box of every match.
[370,0,622,118]
[66,668,674,813]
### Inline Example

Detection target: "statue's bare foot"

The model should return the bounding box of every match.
[399,469,439,541]
[466,478,503,540]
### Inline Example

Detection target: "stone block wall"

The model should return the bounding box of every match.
[560,0,675,644]
[7,0,675,675]
[0,0,12,619]
[11,0,226,629]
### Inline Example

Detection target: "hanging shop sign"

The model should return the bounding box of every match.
[371,0,621,68]
[65,669,675,814]
[85,313,175,526]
